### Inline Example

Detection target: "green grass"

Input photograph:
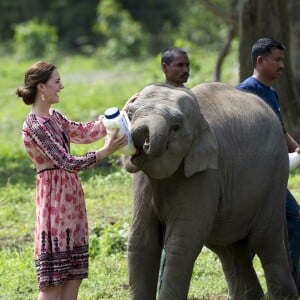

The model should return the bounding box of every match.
[0,49,299,299]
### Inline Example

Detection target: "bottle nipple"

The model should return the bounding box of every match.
[104,107,120,119]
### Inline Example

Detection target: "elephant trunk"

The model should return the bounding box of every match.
[132,116,168,157]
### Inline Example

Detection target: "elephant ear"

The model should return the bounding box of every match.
[184,115,218,178]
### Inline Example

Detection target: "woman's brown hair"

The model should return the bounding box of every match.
[16,61,56,105]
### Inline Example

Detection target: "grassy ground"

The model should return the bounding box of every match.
[1,48,299,299]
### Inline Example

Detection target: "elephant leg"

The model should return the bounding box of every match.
[158,233,203,300]
[128,173,163,300]
[209,239,264,300]
[158,216,215,299]
[253,225,298,299]
[128,213,163,300]
[158,171,220,300]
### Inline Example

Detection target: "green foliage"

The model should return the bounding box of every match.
[0,183,35,250]
[119,0,183,34]
[100,222,129,256]
[0,0,23,41]
[80,253,129,299]
[90,222,129,258]
[118,0,184,53]
[96,0,149,58]
[14,20,57,60]
[0,247,37,300]
[289,170,300,199]
[175,0,233,51]
[0,144,35,186]
[0,50,291,299]
[47,0,100,52]
[0,1,100,53]
[0,0,236,59]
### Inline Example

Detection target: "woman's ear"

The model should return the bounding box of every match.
[184,121,218,177]
[37,82,45,93]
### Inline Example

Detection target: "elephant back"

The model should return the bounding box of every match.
[191,82,286,160]
[191,82,289,210]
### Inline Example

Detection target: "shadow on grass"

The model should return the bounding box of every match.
[0,164,35,187]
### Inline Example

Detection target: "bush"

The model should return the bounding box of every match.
[89,222,129,258]
[14,19,57,60]
[96,0,149,59]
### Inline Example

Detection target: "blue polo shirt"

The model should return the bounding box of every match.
[237,76,286,132]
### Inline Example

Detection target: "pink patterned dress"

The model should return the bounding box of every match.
[22,109,106,288]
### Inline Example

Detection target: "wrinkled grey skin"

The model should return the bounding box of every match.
[123,82,298,300]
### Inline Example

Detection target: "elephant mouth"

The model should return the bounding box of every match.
[130,148,145,166]
[130,137,150,164]
[133,147,143,156]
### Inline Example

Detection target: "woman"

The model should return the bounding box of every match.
[16,61,128,300]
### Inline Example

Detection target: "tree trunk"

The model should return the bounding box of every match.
[214,25,236,81]
[239,0,300,138]
[289,0,300,95]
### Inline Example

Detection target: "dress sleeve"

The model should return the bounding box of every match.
[56,110,107,144]
[25,116,97,172]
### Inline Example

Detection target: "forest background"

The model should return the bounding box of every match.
[1,0,300,299]
[1,0,300,134]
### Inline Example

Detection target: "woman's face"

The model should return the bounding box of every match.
[42,69,64,104]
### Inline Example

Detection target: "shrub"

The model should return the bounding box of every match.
[14,19,57,59]
[89,222,129,258]
[96,0,149,59]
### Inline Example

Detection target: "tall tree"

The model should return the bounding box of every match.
[119,0,183,53]
[239,0,300,136]
[288,0,300,96]
[195,0,239,81]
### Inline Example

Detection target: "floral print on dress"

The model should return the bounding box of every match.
[22,109,106,288]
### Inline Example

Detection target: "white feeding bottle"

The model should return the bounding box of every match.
[103,107,136,155]
[288,152,300,171]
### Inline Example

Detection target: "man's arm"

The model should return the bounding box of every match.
[286,132,300,153]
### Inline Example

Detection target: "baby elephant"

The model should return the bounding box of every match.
[123,82,298,299]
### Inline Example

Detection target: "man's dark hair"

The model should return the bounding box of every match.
[251,37,285,67]
[161,47,187,65]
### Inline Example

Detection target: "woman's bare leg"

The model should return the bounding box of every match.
[58,279,82,300]
[38,285,62,300]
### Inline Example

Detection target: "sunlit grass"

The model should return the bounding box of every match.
[0,51,299,299]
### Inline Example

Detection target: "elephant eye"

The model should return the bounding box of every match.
[171,124,181,131]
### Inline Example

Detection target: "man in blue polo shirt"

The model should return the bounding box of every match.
[237,37,300,293]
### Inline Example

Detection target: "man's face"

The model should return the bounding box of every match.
[260,48,285,81]
[162,53,190,87]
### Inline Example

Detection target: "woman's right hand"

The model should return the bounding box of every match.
[95,130,127,161]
